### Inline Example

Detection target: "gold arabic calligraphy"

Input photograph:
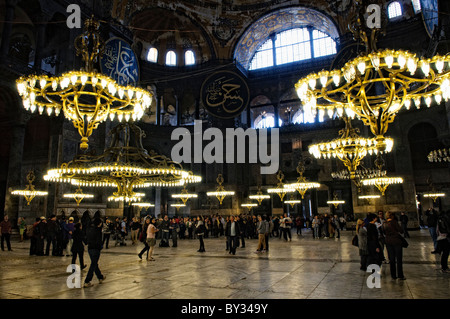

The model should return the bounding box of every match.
[205,76,245,114]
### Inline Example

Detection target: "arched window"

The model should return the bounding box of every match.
[292,110,316,124]
[254,113,282,129]
[388,1,402,19]
[411,0,421,13]
[185,50,195,65]
[249,27,336,70]
[165,50,177,66]
[147,47,158,63]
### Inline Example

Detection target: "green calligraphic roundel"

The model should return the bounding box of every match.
[201,70,250,119]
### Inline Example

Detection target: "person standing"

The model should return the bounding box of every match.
[400,212,410,238]
[102,218,113,249]
[45,214,58,256]
[225,216,240,255]
[383,211,406,280]
[366,213,382,267]
[237,216,246,248]
[159,215,170,247]
[333,215,340,239]
[0,215,12,251]
[312,215,320,239]
[282,213,292,242]
[426,208,439,253]
[356,219,369,271]
[71,223,86,270]
[130,217,141,246]
[255,215,267,253]
[35,217,47,256]
[18,217,26,242]
[64,217,75,256]
[84,218,106,288]
[195,216,206,252]
[436,210,450,273]
[264,216,271,251]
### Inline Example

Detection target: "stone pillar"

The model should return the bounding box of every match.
[45,118,63,217]
[33,13,49,71]
[0,0,18,59]
[3,118,26,223]
[154,187,161,217]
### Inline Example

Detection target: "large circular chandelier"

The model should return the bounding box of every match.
[207,174,235,205]
[10,170,48,206]
[327,193,345,208]
[284,161,320,199]
[249,187,270,205]
[171,186,198,204]
[294,4,450,151]
[423,192,445,202]
[63,187,94,206]
[267,170,295,201]
[16,18,152,151]
[361,176,403,196]
[241,203,257,212]
[309,117,393,179]
[44,122,201,201]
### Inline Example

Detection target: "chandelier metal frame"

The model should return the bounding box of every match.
[267,170,295,201]
[207,174,235,205]
[10,170,48,206]
[63,186,94,206]
[171,185,198,204]
[284,161,320,199]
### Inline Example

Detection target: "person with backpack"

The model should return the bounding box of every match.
[436,210,450,273]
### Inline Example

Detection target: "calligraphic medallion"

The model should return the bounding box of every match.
[201,70,250,119]
[100,37,139,86]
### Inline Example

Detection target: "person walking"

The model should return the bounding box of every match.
[356,219,369,271]
[139,217,159,261]
[383,211,406,280]
[138,218,150,259]
[195,216,206,252]
[130,217,141,246]
[0,215,13,251]
[225,216,240,255]
[237,215,246,248]
[64,217,75,256]
[400,212,410,238]
[255,215,267,253]
[281,213,292,242]
[84,218,106,288]
[71,223,86,270]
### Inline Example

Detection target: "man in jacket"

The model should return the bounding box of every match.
[400,212,410,238]
[45,214,59,256]
[84,218,105,288]
[159,215,170,247]
[366,213,382,266]
[225,215,241,255]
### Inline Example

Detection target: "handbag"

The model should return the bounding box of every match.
[352,234,358,247]
[399,235,409,248]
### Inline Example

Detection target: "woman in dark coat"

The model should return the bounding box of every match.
[71,223,87,270]
[383,212,405,280]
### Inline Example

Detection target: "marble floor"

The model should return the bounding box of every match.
[0,228,448,299]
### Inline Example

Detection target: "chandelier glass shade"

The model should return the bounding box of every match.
[267,170,295,201]
[327,193,345,208]
[309,117,393,179]
[10,170,48,205]
[207,174,235,205]
[358,194,381,199]
[171,203,186,212]
[284,198,301,208]
[284,161,320,199]
[63,187,94,206]
[15,18,152,151]
[428,148,450,163]
[44,123,201,201]
[171,186,198,204]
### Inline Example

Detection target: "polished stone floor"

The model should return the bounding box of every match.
[0,228,448,299]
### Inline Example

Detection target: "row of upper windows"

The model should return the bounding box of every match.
[389,0,421,19]
[146,48,196,66]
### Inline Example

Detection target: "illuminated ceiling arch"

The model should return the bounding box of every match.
[234,7,339,70]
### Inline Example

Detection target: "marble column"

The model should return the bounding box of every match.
[154,187,161,217]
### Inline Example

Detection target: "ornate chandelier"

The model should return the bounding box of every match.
[249,187,270,205]
[10,170,48,205]
[171,186,198,204]
[44,122,201,201]
[284,194,301,208]
[358,194,381,200]
[294,4,450,152]
[241,203,257,212]
[132,202,155,208]
[309,117,393,179]
[361,176,403,196]
[284,161,320,199]
[428,148,450,163]
[267,170,295,201]
[171,203,186,212]
[16,17,152,150]
[63,187,94,206]
[207,174,235,205]
[327,193,345,208]
[423,192,445,202]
